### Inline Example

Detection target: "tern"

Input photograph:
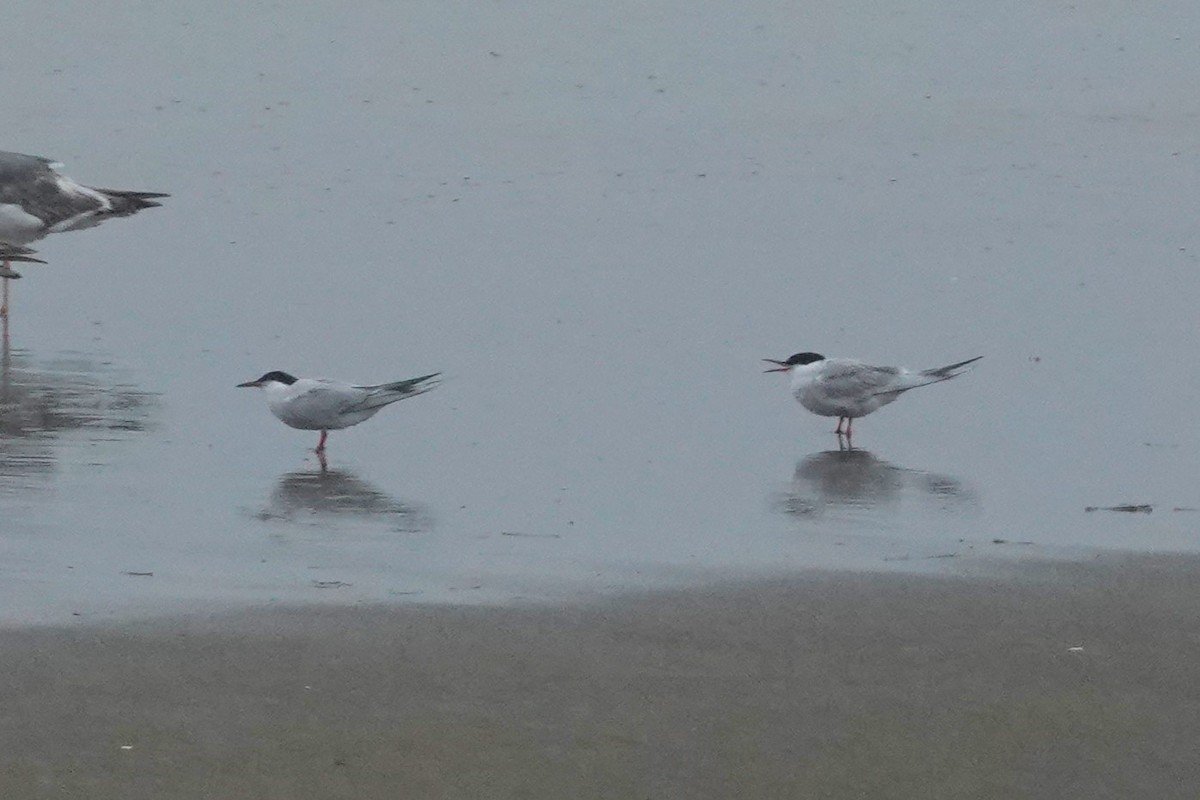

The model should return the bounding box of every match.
[237,370,441,452]
[764,352,981,436]
[0,150,168,315]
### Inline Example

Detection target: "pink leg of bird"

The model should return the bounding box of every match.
[1,261,9,318]
[835,416,845,435]
[845,417,854,437]
[316,430,328,452]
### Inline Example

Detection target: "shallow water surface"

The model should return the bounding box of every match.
[0,0,1197,623]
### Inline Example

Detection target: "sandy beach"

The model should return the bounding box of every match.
[2,554,1198,799]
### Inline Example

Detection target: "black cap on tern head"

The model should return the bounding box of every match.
[237,370,299,387]
[763,352,825,372]
[785,352,825,366]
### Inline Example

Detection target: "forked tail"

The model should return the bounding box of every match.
[879,356,983,396]
[921,356,983,381]
[886,356,983,394]
[362,373,441,408]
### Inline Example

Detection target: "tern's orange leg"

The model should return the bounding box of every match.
[1,260,9,318]
[316,430,328,452]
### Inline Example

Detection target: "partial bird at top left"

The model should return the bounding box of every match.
[0,150,168,316]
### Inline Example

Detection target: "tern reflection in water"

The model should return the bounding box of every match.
[774,441,975,519]
[0,317,157,483]
[256,463,431,533]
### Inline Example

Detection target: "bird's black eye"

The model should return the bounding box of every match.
[260,371,298,385]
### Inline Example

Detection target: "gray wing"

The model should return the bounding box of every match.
[0,151,167,231]
[0,153,108,230]
[818,360,904,399]
[281,382,371,426]
[0,152,56,187]
[305,381,371,411]
[0,153,94,228]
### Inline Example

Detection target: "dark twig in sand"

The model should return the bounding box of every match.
[1085,504,1153,513]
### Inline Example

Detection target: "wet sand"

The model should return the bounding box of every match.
[2,554,1199,799]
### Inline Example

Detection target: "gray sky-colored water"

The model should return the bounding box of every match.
[1,1,1198,623]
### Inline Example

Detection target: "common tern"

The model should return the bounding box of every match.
[0,150,167,315]
[237,370,440,452]
[764,352,981,436]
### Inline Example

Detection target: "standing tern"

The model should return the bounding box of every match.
[764,352,982,436]
[0,150,168,315]
[237,370,441,453]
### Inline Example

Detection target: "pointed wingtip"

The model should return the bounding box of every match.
[409,372,442,390]
[942,355,983,372]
